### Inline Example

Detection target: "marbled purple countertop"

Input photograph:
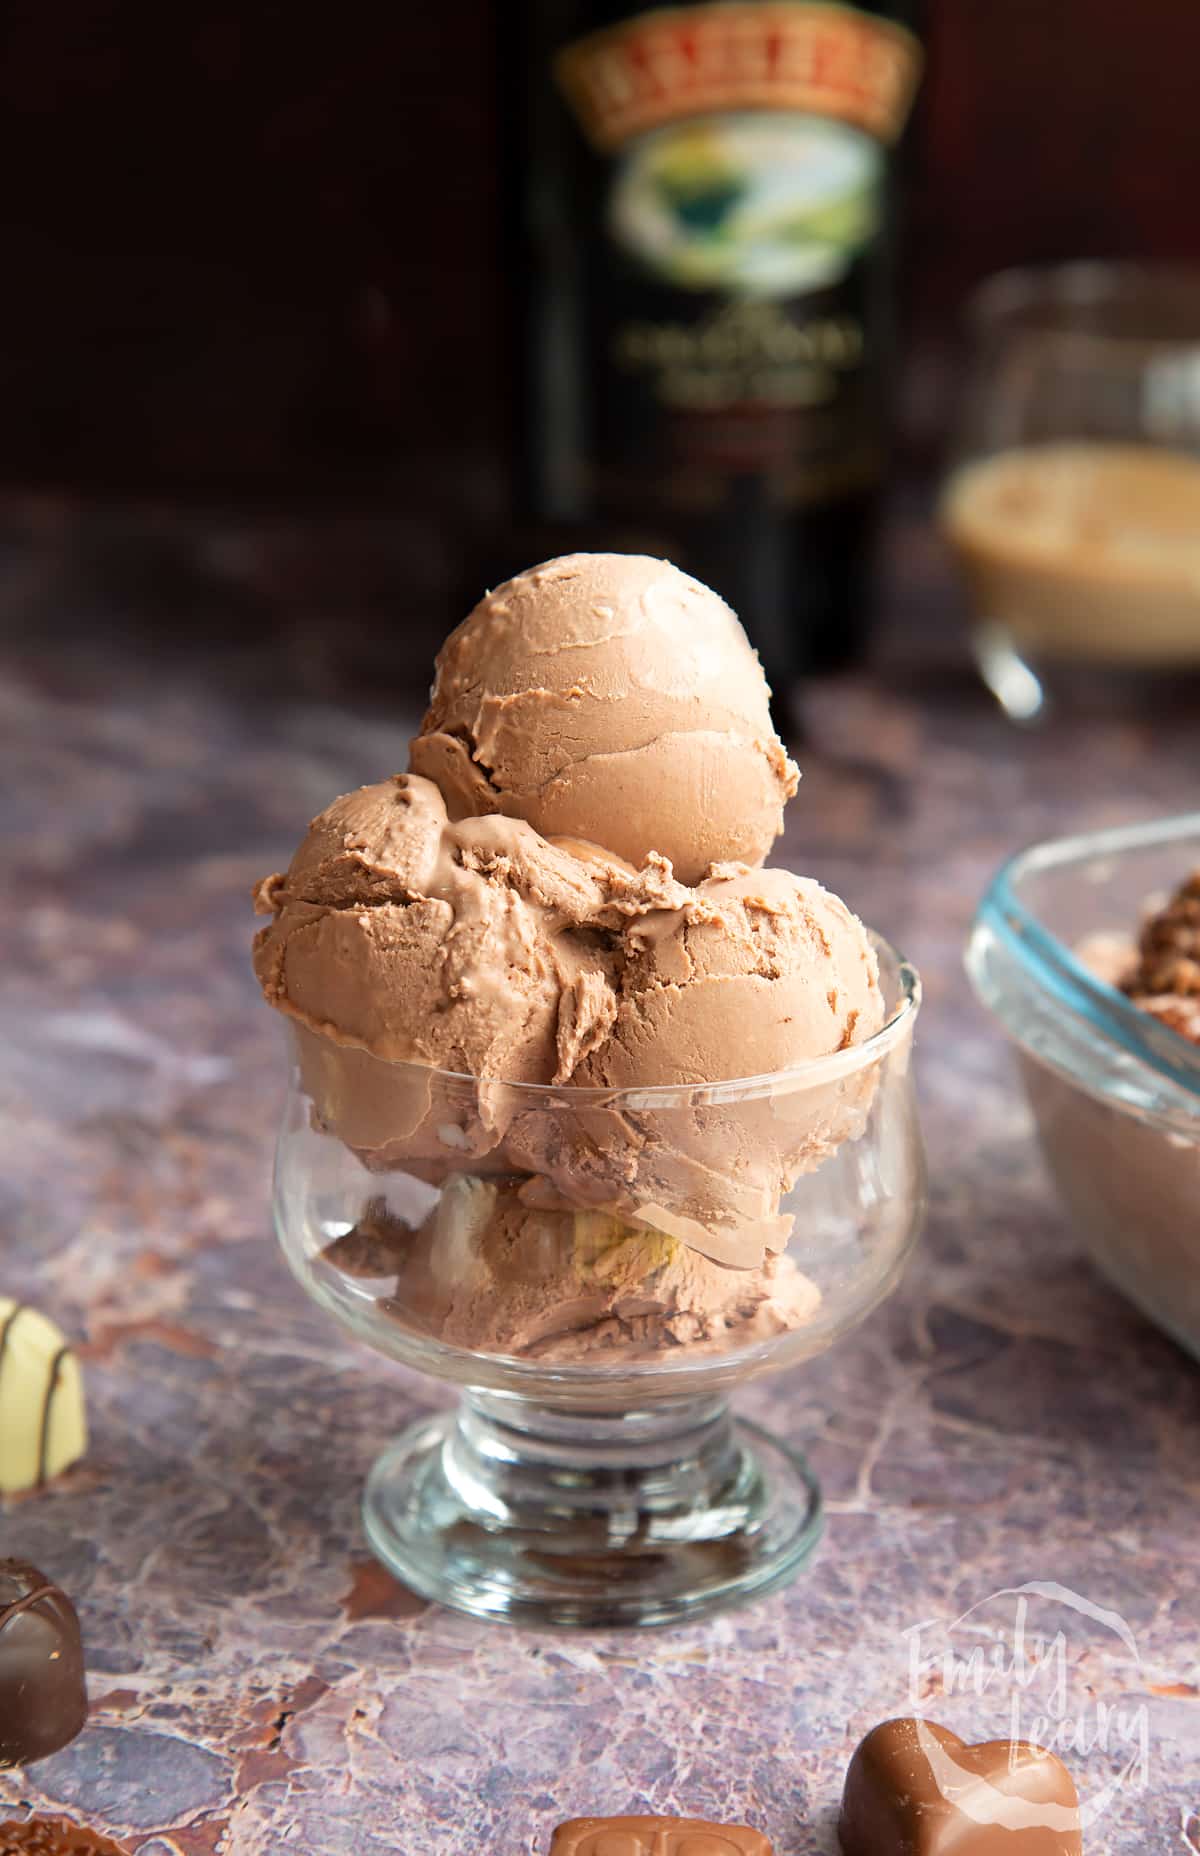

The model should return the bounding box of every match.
[0,518,1197,1854]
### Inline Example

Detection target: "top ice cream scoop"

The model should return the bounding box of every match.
[410,553,799,886]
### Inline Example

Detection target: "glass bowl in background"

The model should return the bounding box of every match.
[967,813,1200,1361]
[939,264,1200,720]
[274,937,924,1628]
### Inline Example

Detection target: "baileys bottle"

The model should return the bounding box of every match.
[511,0,923,706]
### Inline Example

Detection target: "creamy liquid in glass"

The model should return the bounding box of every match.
[940,440,1200,663]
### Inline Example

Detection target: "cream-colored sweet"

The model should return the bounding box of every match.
[0,1299,87,1494]
[410,553,799,885]
[364,1178,821,1362]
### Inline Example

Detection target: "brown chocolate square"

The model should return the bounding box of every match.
[0,1824,129,1856]
[551,1816,773,1856]
[840,1717,1082,1855]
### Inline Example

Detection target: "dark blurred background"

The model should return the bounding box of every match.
[2,0,1199,681]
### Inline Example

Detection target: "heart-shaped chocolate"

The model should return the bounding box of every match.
[839,1717,1081,1855]
[551,1817,772,1856]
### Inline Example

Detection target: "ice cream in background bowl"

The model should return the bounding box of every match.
[258,552,925,1628]
[967,814,1200,1373]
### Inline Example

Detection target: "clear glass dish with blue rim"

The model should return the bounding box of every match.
[966,810,1200,1361]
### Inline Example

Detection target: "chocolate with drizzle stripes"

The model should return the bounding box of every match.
[0,1307,65,1486]
[0,1299,86,1493]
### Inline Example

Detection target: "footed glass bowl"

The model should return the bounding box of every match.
[273,936,924,1627]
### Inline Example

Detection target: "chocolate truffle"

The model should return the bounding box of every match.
[0,1561,88,1766]
[550,1818,773,1855]
[839,1717,1081,1856]
[0,1300,86,1494]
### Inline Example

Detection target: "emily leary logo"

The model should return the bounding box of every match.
[555,2,923,153]
[902,1581,1151,1832]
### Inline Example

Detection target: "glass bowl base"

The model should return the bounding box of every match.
[972,620,1200,724]
[362,1391,823,1629]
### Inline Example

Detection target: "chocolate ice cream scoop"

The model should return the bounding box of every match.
[254,772,614,1080]
[410,553,799,885]
[580,864,883,1089]
[253,772,690,1174]
[253,772,690,1082]
[363,1178,821,1361]
[507,865,886,1264]
[0,1561,88,1767]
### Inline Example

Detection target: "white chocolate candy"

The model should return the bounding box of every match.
[0,1298,86,1493]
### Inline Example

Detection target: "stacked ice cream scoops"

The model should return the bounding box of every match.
[253,555,887,1361]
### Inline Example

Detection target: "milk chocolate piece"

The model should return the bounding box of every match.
[551,1817,773,1856]
[0,1824,127,1855]
[0,1562,88,1766]
[839,1718,1081,1856]
[0,1300,87,1493]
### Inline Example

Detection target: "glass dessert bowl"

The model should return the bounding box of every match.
[940,263,1200,721]
[273,935,923,1629]
[967,812,1200,1361]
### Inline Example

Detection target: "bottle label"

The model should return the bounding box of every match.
[556,2,921,152]
[554,3,922,511]
[608,111,883,299]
